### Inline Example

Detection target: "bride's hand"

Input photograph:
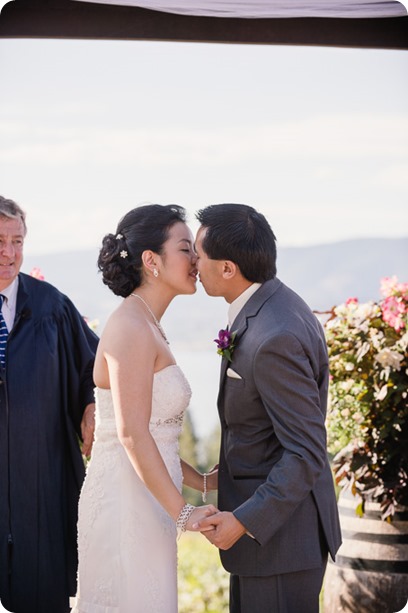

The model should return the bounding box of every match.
[186,504,218,532]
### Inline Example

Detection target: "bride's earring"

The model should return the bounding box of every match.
[153,268,159,278]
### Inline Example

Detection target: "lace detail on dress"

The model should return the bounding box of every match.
[152,412,184,427]
[73,365,191,613]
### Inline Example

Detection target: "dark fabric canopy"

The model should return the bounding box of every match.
[0,0,407,50]
[73,0,407,18]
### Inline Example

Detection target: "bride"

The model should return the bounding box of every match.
[71,204,217,613]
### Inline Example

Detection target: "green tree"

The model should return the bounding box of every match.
[180,409,203,506]
[180,411,221,507]
[201,423,221,470]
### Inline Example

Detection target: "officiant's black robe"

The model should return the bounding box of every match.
[0,273,98,613]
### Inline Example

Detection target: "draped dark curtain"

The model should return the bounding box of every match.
[0,0,407,48]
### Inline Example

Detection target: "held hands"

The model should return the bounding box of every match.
[185,505,219,532]
[192,511,247,550]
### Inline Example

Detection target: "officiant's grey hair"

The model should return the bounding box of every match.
[0,196,27,235]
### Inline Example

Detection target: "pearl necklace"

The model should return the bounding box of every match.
[130,293,169,344]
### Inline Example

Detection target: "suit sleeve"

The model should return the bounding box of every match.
[233,331,328,546]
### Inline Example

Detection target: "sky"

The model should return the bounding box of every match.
[0,5,407,259]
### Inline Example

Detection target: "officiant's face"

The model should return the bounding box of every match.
[0,215,25,291]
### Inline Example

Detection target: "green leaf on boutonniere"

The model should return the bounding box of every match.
[214,329,237,362]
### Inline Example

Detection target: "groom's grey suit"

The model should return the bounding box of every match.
[216,277,341,606]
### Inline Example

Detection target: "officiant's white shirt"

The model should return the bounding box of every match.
[1,277,18,331]
[228,282,262,328]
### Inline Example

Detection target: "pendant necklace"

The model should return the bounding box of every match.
[130,293,169,344]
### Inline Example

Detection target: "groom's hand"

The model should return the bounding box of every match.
[193,511,246,550]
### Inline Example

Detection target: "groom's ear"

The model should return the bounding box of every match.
[222,260,238,280]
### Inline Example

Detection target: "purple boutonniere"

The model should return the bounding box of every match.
[214,328,237,362]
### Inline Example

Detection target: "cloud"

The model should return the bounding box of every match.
[0,113,407,167]
[376,163,408,189]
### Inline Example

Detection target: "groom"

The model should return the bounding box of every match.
[193,204,341,613]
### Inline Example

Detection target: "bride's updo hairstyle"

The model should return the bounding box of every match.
[98,204,187,297]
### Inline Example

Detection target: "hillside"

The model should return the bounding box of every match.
[22,237,408,349]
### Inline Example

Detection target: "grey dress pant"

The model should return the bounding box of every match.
[229,555,328,613]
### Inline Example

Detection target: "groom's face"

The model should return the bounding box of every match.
[195,227,225,297]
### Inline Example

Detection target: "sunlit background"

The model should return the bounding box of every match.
[0,11,407,436]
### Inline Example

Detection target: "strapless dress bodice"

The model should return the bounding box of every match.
[93,364,192,446]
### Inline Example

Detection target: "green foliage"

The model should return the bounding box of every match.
[180,409,199,467]
[180,414,221,507]
[179,409,206,506]
[178,533,229,613]
[201,423,221,471]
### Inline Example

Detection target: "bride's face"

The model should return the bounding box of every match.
[159,222,198,296]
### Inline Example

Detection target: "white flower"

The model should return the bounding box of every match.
[116,233,123,239]
[375,348,404,371]
[355,302,380,320]
[340,380,354,392]
[120,250,128,259]
[396,331,408,352]
[356,341,371,362]
[375,385,389,401]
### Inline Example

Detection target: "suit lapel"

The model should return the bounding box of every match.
[218,313,248,390]
[217,278,282,412]
[239,277,282,322]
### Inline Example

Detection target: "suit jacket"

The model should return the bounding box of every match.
[217,277,341,577]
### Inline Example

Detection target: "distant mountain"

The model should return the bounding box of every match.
[276,238,408,310]
[22,237,408,349]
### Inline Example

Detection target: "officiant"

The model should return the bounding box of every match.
[0,195,98,613]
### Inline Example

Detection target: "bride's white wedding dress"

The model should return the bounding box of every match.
[71,364,191,613]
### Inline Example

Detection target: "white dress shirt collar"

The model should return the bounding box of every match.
[228,282,262,328]
[1,276,19,331]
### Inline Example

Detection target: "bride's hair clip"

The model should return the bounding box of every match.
[116,233,123,240]
[120,250,128,259]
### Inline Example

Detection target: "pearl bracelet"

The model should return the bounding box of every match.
[202,473,208,503]
[176,503,195,534]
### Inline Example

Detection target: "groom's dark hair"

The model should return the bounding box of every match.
[196,203,277,282]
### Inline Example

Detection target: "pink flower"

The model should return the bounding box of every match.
[381,295,406,331]
[380,276,408,300]
[379,277,408,331]
[346,297,358,305]
[29,267,45,280]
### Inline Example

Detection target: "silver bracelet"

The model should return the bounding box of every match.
[176,503,195,533]
[202,473,208,503]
